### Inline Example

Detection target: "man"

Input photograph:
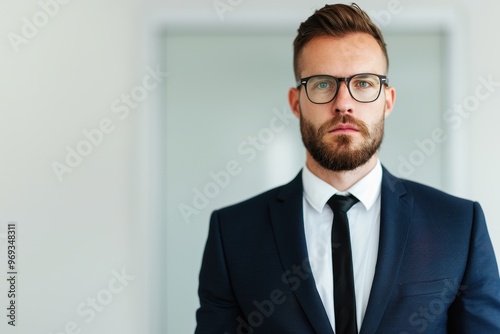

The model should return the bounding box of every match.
[195,3,500,333]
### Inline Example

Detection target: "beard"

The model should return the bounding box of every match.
[300,111,385,172]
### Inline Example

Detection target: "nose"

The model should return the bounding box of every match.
[332,81,354,114]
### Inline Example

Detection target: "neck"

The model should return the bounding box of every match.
[305,152,379,191]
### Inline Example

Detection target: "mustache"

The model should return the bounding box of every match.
[318,114,370,137]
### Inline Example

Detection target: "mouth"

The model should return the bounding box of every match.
[329,124,360,134]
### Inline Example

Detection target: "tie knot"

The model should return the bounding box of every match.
[327,194,359,213]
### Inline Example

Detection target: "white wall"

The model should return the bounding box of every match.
[0,1,146,333]
[0,0,499,333]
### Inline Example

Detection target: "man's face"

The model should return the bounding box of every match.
[289,33,395,172]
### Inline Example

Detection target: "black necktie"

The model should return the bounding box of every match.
[327,194,359,334]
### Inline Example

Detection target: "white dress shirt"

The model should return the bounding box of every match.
[302,161,382,331]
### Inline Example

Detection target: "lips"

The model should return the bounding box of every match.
[329,124,359,133]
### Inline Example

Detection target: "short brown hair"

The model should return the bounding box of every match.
[293,3,388,79]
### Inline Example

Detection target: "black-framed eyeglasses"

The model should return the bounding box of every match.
[296,73,389,104]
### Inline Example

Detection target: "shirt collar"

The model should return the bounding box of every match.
[302,160,382,213]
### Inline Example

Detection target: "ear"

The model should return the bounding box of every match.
[383,86,396,118]
[288,87,301,119]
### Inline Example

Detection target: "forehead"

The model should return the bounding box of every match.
[299,33,387,78]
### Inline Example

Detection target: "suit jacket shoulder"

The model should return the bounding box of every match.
[382,167,477,219]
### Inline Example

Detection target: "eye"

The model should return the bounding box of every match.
[316,81,331,89]
[356,80,371,88]
[310,77,336,90]
[351,75,379,90]
[352,79,374,89]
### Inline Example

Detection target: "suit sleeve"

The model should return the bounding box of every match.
[448,202,500,332]
[195,210,243,334]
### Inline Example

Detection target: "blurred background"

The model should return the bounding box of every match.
[0,0,499,333]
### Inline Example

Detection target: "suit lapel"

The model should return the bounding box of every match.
[269,171,334,334]
[360,168,413,334]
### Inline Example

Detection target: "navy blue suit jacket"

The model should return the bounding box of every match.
[195,169,500,333]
